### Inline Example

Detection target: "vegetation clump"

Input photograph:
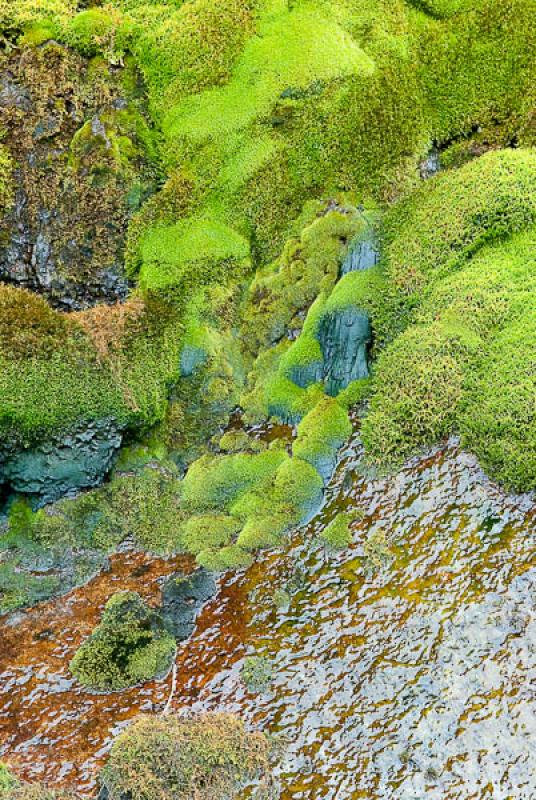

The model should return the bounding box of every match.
[70,591,176,691]
[99,712,272,800]
[319,513,355,551]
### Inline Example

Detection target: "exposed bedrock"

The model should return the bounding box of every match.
[0,43,153,310]
[0,418,123,505]
[340,225,380,275]
[319,307,371,395]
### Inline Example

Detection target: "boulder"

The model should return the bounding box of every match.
[161,569,217,641]
[0,418,123,505]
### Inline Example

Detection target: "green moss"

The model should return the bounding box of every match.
[100,712,272,800]
[461,310,536,492]
[138,217,251,294]
[62,7,131,63]
[181,514,242,556]
[196,544,253,573]
[319,512,354,551]
[241,208,365,358]
[383,149,536,296]
[336,378,373,410]
[362,319,481,468]
[181,449,286,514]
[0,144,13,215]
[293,397,352,482]
[360,158,536,487]
[233,455,324,550]
[70,591,176,691]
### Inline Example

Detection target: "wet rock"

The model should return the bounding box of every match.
[340,227,379,275]
[161,568,217,641]
[288,358,324,390]
[0,418,123,505]
[0,44,152,310]
[318,307,371,395]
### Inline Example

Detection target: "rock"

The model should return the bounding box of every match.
[0,418,123,505]
[340,228,380,275]
[420,147,441,179]
[0,44,151,310]
[318,307,371,395]
[288,359,324,390]
[161,569,217,641]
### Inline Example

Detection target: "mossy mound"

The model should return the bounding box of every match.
[360,153,536,490]
[319,512,355,551]
[99,712,272,800]
[70,591,176,691]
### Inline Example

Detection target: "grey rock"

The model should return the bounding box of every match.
[341,228,379,275]
[0,418,123,505]
[288,359,324,390]
[420,148,441,179]
[162,569,217,641]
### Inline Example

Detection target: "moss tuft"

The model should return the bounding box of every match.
[70,591,176,691]
[100,712,272,800]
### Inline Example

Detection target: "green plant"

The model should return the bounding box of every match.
[100,712,272,800]
[319,512,354,551]
[70,591,176,691]
[241,655,273,693]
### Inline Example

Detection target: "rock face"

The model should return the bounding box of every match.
[318,307,371,395]
[162,569,217,641]
[0,43,153,310]
[0,418,123,505]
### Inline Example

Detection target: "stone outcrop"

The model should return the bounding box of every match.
[0,43,153,310]
[161,569,217,641]
[340,226,379,275]
[0,418,123,505]
[318,307,371,395]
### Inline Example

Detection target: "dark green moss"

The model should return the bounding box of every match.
[70,591,176,691]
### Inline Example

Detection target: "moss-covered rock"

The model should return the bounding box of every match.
[319,512,355,551]
[0,42,156,309]
[70,591,176,691]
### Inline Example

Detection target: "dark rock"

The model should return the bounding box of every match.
[0,44,152,310]
[288,359,324,390]
[318,307,371,396]
[0,418,123,505]
[161,569,217,641]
